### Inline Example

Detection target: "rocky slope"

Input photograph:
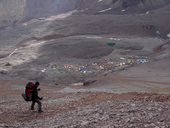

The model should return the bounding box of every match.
[76,0,170,14]
[0,0,170,27]
[0,81,170,128]
[0,0,26,26]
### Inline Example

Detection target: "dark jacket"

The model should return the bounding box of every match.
[31,88,41,101]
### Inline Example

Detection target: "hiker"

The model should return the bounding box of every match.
[31,82,43,113]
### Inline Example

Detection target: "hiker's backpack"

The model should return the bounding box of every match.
[22,82,35,101]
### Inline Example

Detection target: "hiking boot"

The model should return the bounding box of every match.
[38,110,43,113]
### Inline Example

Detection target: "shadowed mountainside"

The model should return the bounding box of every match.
[0,0,170,27]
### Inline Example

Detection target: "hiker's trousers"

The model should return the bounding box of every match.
[31,99,42,111]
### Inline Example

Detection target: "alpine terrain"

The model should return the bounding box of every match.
[0,0,170,127]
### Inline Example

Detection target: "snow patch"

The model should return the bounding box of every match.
[27,40,46,48]
[167,33,170,39]
[99,8,112,13]
[41,69,46,73]
[22,10,77,26]
[8,48,18,57]
[146,11,150,14]
[45,10,77,21]
[81,35,103,39]
[109,38,121,41]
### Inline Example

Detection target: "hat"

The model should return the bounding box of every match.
[35,81,40,86]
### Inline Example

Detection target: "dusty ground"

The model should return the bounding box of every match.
[0,80,170,128]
